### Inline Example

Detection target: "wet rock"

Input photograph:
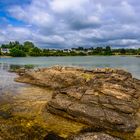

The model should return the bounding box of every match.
[16,66,140,132]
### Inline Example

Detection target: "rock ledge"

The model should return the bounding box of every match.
[16,66,140,133]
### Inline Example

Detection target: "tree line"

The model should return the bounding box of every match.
[0,41,140,57]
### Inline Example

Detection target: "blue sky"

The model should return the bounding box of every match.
[0,0,140,48]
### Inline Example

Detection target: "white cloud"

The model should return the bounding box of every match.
[0,26,32,43]
[50,0,88,13]
[33,34,65,44]
[0,0,139,48]
[9,1,53,27]
[108,39,140,46]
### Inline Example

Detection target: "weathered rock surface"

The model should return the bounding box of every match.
[68,132,121,140]
[16,66,140,133]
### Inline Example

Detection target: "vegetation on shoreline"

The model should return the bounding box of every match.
[0,41,140,57]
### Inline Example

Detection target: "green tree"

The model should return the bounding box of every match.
[8,41,20,48]
[120,48,126,54]
[92,47,103,55]
[29,47,42,56]
[138,48,140,55]
[104,46,112,55]
[69,51,78,56]
[10,47,26,57]
[43,49,50,56]
[78,52,87,56]
[0,48,1,55]
[23,41,35,52]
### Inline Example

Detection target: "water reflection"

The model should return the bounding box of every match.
[0,63,28,95]
[0,63,11,71]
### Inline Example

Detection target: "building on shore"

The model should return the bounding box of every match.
[1,48,10,54]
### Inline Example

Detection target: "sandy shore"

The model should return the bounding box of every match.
[0,56,13,58]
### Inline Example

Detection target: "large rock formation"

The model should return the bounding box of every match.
[16,66,140,133]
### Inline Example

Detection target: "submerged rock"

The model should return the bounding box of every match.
[16,66,140,133]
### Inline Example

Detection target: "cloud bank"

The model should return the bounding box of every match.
[0,0,140,48]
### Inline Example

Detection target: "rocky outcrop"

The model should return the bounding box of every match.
[16,66,87,89]
[16,66,140,133]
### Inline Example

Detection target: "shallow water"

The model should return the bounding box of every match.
[0,69,27,95]
[0,60,86,139]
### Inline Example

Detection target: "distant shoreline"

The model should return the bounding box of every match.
[0,55,140,58]
[1,41,140,57]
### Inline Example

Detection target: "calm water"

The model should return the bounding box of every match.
[0,68,27,95]
[0,56,140,77]
[0,56,140,92]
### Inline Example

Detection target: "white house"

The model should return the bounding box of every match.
[63,49,71,53]
[1,48,10,54]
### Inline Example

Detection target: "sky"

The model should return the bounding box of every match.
[0,0,140,49]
